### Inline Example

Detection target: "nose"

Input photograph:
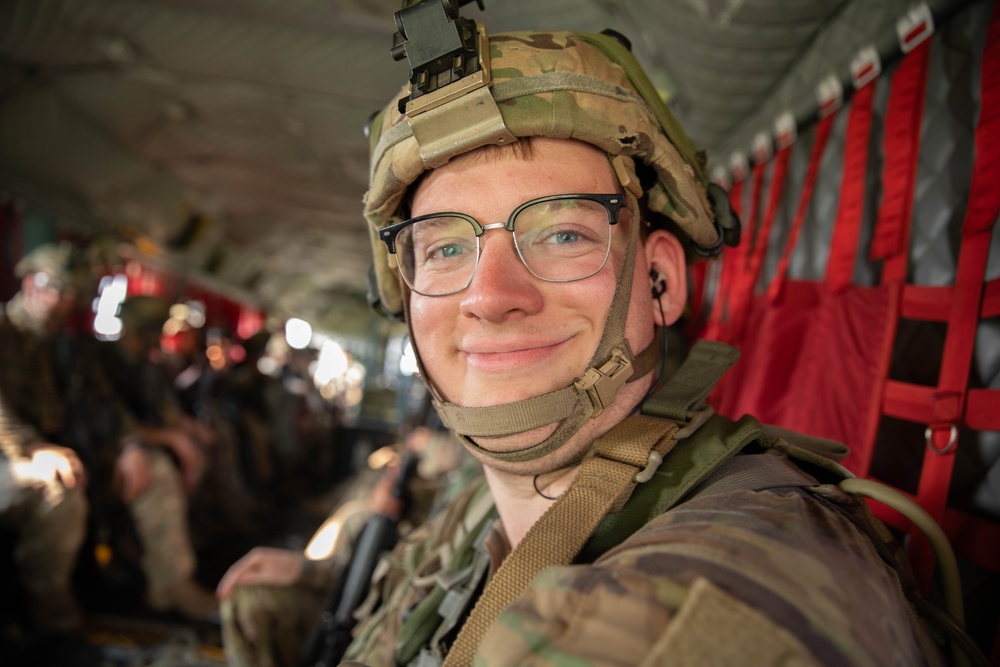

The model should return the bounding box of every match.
[459,229,542,322]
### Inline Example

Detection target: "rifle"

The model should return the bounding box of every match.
[299,448,421,667]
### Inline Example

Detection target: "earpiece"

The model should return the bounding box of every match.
[650,268,666,299]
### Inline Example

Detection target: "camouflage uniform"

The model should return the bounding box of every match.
[343,417,941,666]
[0,292,88,633]
[221,430,477,667]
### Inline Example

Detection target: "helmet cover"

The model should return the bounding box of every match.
[364,30,718,315]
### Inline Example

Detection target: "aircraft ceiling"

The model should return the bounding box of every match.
[0,0,974,333]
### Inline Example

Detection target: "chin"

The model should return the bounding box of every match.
[465,423,596,477]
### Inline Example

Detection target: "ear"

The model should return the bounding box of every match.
[643,229,687,327]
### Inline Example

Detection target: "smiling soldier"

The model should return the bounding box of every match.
[335,9,942,667]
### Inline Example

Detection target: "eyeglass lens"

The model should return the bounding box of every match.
[395,197,614,296]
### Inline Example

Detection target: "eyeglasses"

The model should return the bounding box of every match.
[379,193,628,297]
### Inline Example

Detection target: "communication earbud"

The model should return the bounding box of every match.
[650,269,666,299]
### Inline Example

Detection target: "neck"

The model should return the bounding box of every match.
[483,463,581,549]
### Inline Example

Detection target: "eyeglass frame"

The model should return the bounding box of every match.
[378,193,629,296]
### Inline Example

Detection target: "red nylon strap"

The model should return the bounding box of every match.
[747,147,791,291]
[900,284,950,321]
[824,83,877,293]
[871,40,931,284]
[910,4,1000,585]
[729,152,790,342]
[982,277,1000,317]
[967,389,1000,431]
[704,178,745,341]
[726,161,767,343]
[767,114,837,302]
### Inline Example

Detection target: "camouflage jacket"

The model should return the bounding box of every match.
[0,299,137,487]
[342,414,941,667]
[0,298,61,460]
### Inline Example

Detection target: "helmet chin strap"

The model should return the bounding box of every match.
[403,177,660,466]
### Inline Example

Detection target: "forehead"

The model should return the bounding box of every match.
[410,138,618,215]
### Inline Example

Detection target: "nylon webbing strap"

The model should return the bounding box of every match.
[690,451,815,499]
[908,4,1000,588]
[435,388,579,437]
[723,159,766,343]
[824,81,876,294]
[745,145,791,297]
[441,415,679,667]
[768,111,837,302]
[641,339,740,422]
[872,40,931,283]
[434,332,661,438]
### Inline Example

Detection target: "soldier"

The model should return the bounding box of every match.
[217,426,475,667]
[0,242,89,634]
[338,12,947,667]
[96,294,219,620]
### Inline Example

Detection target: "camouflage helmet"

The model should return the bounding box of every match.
[15,242,89,292]
[364,30,720,316]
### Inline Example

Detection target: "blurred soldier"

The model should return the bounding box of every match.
[227,330,294,499]
[216,426,475,667]
[0,242,89,634]
[97,294,218,620]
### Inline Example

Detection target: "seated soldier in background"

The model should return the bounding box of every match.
[0,243,90,635]
[216,426,476,667]
[97,293,218,620]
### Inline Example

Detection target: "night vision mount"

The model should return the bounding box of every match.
[389,0,515,167]
[392,0,484,112]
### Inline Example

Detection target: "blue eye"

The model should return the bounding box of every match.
[439,244,466,258]
[552,231,581,244]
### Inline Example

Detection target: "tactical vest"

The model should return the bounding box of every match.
[345,341,951,667]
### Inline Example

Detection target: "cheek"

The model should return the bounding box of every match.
[408,295,451,364]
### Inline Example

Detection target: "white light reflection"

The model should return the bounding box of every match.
[304,499,367,561]
[399,339,419,376]
[93,274,129,340]
[313,339,349,387]
[285,318,312,350]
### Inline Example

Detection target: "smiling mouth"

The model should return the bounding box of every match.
[462,341,566,373]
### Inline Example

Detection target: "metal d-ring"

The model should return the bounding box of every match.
[925,424,958,455]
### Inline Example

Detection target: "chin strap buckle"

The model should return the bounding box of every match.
[575,345,634,419]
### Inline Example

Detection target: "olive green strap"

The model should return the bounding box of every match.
[441,415,679,667]
[641,339,740,422]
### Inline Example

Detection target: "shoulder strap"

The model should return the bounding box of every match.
[641,339,740,422]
